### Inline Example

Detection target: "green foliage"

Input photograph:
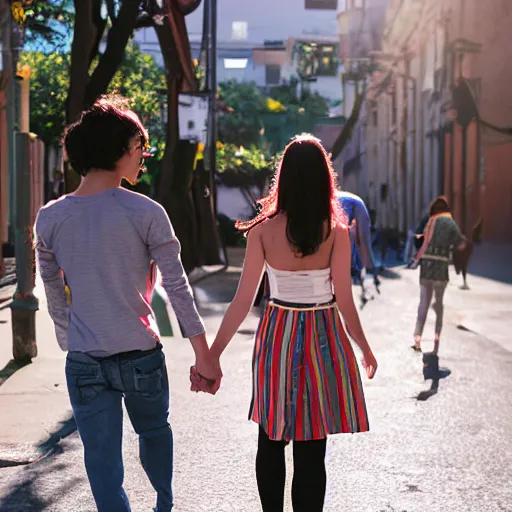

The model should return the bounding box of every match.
[109,43,167,158]
[21,51,70,144]
[21,42,167,153]
[217,79,329,153]
[217,80,267,147]
[215,142,276,190]
[217,142,271,173]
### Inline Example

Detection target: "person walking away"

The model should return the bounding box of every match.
[34,97,220,512]
[199,134,377,512]
[336,190,380,289]
[411,195,464,354]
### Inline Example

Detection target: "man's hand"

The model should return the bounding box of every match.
[192,350,222,394]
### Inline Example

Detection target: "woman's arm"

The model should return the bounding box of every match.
[210,225,265,359]
[331,225,377,378]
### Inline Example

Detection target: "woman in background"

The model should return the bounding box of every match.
[411,196,464,354]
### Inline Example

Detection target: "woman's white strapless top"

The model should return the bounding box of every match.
[265,263,333,304]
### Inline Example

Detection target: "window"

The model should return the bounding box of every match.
[232,21,248,41]
[305,0,338,9]
[295,42,338,78]
[224,59,248,69]
[266,65,281,86]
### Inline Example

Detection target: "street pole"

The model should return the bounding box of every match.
[11,131,38,362]
[206,0,217,213]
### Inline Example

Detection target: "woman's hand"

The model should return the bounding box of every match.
[191,348,223,394]
[362,349,377,379]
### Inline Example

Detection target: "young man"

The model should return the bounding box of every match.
[35,97,220,512]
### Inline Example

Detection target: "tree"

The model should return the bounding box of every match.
[27,0,222,272]
[217,79,329,152]
[21,42,167,148]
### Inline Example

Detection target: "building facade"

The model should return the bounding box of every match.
[362,0,512,241]
[133,0,343,100]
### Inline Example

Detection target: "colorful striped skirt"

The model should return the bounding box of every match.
[249,299,369,441]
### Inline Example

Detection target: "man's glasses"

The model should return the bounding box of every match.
[137,134,148,170]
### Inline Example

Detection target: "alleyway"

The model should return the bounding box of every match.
[0,251,511,512]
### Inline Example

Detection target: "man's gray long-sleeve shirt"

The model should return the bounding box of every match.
[34,187,205,356]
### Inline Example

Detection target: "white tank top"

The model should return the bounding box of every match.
[265,263,333,304]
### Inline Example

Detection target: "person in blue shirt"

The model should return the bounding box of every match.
[336,191,380,295]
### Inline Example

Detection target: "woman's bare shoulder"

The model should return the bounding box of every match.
[332,223,349,239]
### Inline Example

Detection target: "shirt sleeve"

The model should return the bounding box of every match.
[354,198,377,271]
[146,206,205,338]
[34,219,69,351]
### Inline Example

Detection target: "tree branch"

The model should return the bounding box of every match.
[154,16,181,204]
[88,0,107,67]
[67,0,96,123]
[83,0,140,108]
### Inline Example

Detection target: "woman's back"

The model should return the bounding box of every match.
[260,214,335,271]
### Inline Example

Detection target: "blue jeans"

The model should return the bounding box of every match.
[65,345,173,512]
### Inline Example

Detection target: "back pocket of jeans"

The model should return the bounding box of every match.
[130,352,164,397]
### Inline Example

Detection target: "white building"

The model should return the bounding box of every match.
[133,0,344,101]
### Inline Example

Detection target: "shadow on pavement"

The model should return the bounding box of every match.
[0,359,31,388]
[416,353,452,401]
[0,469,83,512]
[379,267,403,280]
[36,415,77,455]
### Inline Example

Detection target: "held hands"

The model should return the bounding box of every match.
[190,349,222,395]
[362,349,377,379]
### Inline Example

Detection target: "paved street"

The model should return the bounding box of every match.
[0,251,511,512]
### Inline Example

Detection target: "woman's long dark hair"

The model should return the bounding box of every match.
[236,134,346,256]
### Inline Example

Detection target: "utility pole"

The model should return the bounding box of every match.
[8,17,38,362]
[11,131,39,362]
[205,0,217,213]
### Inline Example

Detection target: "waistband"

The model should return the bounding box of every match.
[70,343,162,362]
[269,298,336,311]
[420,254,450,262]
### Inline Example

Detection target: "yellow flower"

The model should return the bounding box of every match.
[16,63,31,80]
[216,141,223,149]
[11,2,26,25]
[266,97,286,113]
[197,142,205,154]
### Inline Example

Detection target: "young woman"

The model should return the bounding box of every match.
[411,195,464,354]
[205,134,377,511]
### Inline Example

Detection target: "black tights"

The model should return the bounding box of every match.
[255,427,327,512]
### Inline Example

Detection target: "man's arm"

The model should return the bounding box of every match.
[146,206,205,339]
[35,235,69,351]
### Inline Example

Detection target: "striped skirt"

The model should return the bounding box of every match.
[249,299,369,441]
